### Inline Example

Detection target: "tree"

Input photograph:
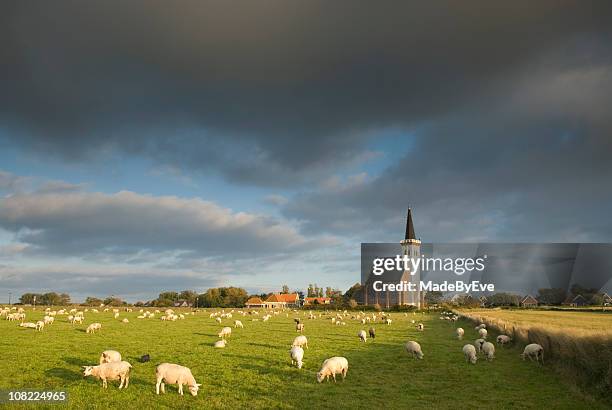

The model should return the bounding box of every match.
[373,303,382,312]
[487,293,520,307]
[19,293,42,305]
[537,288,566,305]
[348,299,358,309]
[197,287,249,308]
[59,293,71,305]
[84,297,103,307]
[179,290,198,304]
[103,296,126,306]
[344,283,362,300]
[42,292,62,306]
[307,284,315,297]
[281,285,290,294]
[425,291,443,305]
[158,291,179,302]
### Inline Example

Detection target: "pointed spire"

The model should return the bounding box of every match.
[405,207,416,240]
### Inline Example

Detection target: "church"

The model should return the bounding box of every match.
[358,208,424,309]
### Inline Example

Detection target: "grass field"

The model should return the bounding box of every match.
[459,309,612,335]
[0,308,608,409]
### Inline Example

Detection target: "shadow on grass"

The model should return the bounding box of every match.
[45,367,82,381]
[63,356,90,366]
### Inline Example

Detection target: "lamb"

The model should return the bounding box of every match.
[155,363,201,396]
[218,326,232,339]
[316,357,348,383]
[496,335,511,346]
[521,343,544,364]
[19,322,37,329]
[369,327,376,339]
[289,346,304,369]
[234,320,244,328]
[71,316,84,325]
[43,316,54,325]
[114,312,120,319]
[35,321,45,331]
[385,318,392,325]
[122,318,129,323]
[482,341,495,361]
[478,328,488,339]
[292,335,308,349]
[214,340,226,348]
[215,317,222,324]
[456,327,464,340]
[296,323,305,333]
[463,344,478,364]
[358,330,367,343]
[404,341,424,359]
[86,323,102,334]
[474,338,485,353]
[83,361,132,389]
[100,350,122,364]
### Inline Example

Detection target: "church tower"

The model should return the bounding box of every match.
[400,208,421,308]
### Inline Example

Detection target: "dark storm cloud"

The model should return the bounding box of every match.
[2,1,612,186]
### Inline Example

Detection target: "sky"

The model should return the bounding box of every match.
[1,1,612,302]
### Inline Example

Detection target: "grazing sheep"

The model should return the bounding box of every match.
[86,323,102,334]
[482,341,495,361]
[521,343,544,364]
[456,327,464,340]
[43,316,54,325]
[114,313,120,319]
[122,318,129,323]
[404,341,424,359]
[475,324,486,330]
[214,340,227,348]
[385,318,392,325]
[496,335,511,346]
[416,323,424,331]
[474,338,486,353]
[19,322,37,329]
[316,357,349,383]
[292,335,308,349]
[463,344,478,364]
[83,361,132,389]
[368,327,376,339]
[296,323,305,333]
[100,350,122,364]
[35,321,45,331]
[155,363,201,396]
[234,320,244,328]
[478,328,488,339]
[358,330,367,343]
[289,346,304,369]
[218,327,232,339]
[215,317,222,324]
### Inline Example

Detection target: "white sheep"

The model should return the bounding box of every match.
[155,363,201,396]
[404,341,424,359]
[358,330,367,343]
[316,357,348,383]
[482,341,495,361]
[19,322,37,329]
[214,340,226,348]
[385,318,392,325]
[521,343,544,364]
[292,335,308,349]
[100,350,122,364]
[215,317,222,324]
[86,323,102,334]
[83,361,132,389]
[218,327,232,339]
[463,344,478,364]
[478,328,488,339]
[474,338,485,353]
[289,346,304,369]
[475,324,486,330]
[496,335,511,346]
[416,323,424,331]
[122,318,129,323]
[234,320,244,328]
[43,316,54,325]
[296,323,305,333]
[35,321,45,331]
[456,327,464,340]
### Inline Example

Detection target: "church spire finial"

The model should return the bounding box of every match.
[405,207,416,240]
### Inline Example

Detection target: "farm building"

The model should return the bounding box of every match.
[562,294,588,307]
[520,295,539,308]
[303,297,331,305]
[173,300,192,308]
[264,293,300,308]
[479,295,488,307]
[244,297,265,308]
[603,293,612,306]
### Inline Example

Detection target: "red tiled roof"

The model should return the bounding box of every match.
[265,293,298,303]
[304,297,331,304]
[246,297,264,304]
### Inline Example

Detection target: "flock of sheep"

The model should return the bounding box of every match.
[2,305,545,397]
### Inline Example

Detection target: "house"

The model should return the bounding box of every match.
[244,297,265,308]
[479,295,488,307]
[264,293,300,308]
[603,293,612,306]
[520,295,538,308]
[303,297,331,305]
[562,294,588,307]
[173,300,192,308]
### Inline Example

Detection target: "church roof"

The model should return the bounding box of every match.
[405,208,416,240]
